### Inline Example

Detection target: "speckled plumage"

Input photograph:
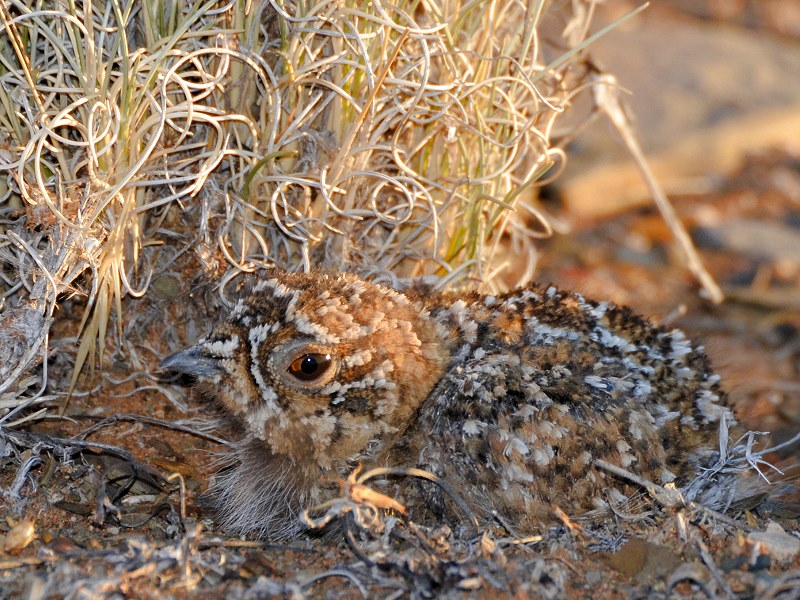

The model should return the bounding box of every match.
[161,270,736,539]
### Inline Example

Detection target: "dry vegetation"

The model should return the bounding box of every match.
[0,0,797,597]
[0,0,632,420]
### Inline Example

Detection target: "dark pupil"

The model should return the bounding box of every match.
[289,353,331,381]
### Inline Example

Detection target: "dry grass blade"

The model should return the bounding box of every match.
[593,458,748,532]
[592,73,724,304]
[0,0,606,425]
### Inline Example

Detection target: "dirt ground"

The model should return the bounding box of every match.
[1,149,797,599]
[1,3,799,599]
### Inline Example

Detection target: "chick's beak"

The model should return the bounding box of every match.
[160,346,223,379]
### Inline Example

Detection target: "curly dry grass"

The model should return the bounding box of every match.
[0,0,631,415]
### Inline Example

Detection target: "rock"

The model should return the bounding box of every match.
[748,521,800,565]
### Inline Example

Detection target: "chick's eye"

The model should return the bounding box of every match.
[288,353,332,381]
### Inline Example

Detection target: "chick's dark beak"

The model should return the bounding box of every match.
[160,346,223,379]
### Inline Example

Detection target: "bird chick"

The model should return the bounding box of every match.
[161,270,736,539]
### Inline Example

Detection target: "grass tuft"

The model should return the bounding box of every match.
[0,0,610,413]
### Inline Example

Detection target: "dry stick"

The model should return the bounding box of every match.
[167,473,187,522]
[300,569,369,598]
[697,539,735,600]
[358,466,481,532]
[667,563,716,599]
[593,459,747,531]
[762,571,800,600]
[1,427,167,489]
[71,413,230,446]
[593,74,724,304]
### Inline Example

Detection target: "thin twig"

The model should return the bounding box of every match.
[593,74,724,304]
[593,459,748,531]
